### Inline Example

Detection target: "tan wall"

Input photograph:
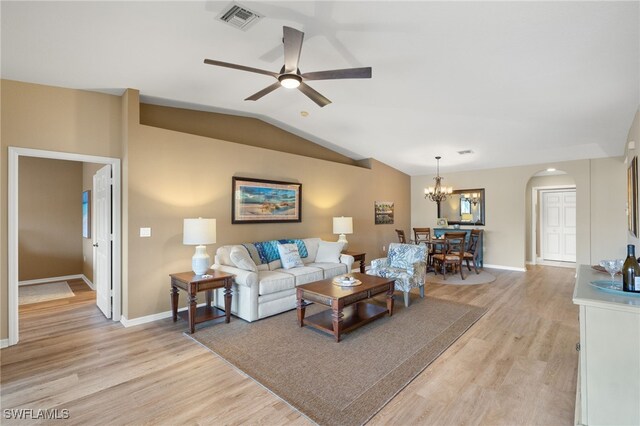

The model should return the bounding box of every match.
[1,79,123,339]
[124,102,410,320]
[82,163,104,282]
[411,158,627,270]
[18,157,83,280]
[140,103,361,167]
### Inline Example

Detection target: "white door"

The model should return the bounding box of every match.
[542,190,576,262]
[93,165,112,318]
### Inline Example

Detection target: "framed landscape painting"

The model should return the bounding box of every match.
[232,177,302,224]
[374,201,394,224]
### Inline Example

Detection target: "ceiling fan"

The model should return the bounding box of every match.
[204,26,372,107]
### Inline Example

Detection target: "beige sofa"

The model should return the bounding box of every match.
[212,238,354,322]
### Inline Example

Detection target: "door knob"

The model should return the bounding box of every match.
[93,243,99,247]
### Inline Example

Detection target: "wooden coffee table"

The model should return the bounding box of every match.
[296,272,395,342]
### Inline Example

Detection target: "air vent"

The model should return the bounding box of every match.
[457,149,474,155]
[218,3,262,30]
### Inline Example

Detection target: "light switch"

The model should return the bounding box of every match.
[140,227,151,237]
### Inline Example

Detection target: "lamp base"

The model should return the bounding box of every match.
[192,245,211,276]
[337,234,349,251]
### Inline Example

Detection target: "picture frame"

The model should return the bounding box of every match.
[628,157,638,237]
[82,190,91,238]
[232,177,301,224]
[374,201,394,225]
[436,217,448,227]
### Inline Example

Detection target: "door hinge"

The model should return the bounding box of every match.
[575,342,581,352]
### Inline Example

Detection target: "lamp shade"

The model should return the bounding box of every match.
[333,216,353,235]
[183,218,216,245]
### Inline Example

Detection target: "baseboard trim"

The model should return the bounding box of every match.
[80,275,95,290]
[18,274,85,286]
[0,339,9,349]
[483,264,527,272]
[120,303,208,328]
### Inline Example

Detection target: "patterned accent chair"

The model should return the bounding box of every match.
[368,243,427,307]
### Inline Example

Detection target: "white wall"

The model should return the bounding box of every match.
[412,158,627,270]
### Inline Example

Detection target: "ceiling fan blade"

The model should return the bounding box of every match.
[301,67,372,81]
[204,59,278,78]
[283,26,304,74]
[245,82,282,101]
[297,82,331,107]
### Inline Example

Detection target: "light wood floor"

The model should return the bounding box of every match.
[1,266,579,425]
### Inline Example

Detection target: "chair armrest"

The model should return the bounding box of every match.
[212,264,258,288]
[370,257,389,271]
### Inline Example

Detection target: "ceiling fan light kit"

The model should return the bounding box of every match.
[278,74,301,89]
[204,26,371,107]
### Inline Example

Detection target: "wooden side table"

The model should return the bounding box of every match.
[343,251,366,273]
[170,269,234,334]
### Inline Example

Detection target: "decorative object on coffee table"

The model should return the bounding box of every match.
[170,269,234,334]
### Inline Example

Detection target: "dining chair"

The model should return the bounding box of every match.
[395,229,408,243]
[463,229,483,274]
[431,232,466,280]
[413,227,431,244]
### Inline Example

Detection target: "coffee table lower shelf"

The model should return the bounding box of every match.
[303,302,388,336]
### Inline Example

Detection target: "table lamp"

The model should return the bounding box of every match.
[183,218,216,275]
[333,216,353,250]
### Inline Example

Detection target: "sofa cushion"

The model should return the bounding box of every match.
[258,271,296,295]
[280,266,324,285]
[301,238,321,263]
[315,241,344,263]
[308,262,348,278]
[230,246,257,271]
[277,243,304,269]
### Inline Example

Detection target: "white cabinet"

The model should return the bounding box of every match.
[573,265,640,426]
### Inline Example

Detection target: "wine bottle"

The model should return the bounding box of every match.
[622,244,640,292]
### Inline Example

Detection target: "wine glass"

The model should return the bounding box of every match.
[599,259,624,283]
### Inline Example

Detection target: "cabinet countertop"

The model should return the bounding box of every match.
[573,264,640,313]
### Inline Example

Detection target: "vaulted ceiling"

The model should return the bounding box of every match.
[2,1,638,175]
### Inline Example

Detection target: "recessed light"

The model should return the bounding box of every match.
[300,111,309,117]
[457,150,474,155]
[546,168,556,172]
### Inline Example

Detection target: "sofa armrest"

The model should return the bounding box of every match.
[212,264,258,288]
[339,254,355,271]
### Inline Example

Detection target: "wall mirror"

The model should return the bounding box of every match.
[437,188,485,226]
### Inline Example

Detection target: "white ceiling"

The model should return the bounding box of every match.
[2,1,638,176]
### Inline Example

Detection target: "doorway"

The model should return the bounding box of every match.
[8,147,122,346]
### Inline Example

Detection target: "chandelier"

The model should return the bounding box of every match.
[424,156,452,203]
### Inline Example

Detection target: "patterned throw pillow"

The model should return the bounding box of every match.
[277,243,304,269]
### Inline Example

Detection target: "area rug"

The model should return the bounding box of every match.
[425,270,496,285]
[18,281,74,305]
[189,295,486,426]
